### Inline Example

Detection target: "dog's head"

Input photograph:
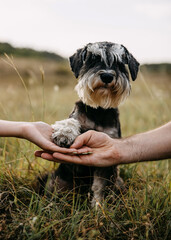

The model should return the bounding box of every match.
[69,42,139,109]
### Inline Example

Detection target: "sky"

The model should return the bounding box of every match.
[0,0,171,63]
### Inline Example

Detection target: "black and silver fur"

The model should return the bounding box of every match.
[40,42,139,207]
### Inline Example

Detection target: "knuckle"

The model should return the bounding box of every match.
[87,130,95,135]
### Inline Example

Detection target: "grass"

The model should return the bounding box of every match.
[0,56,170,239]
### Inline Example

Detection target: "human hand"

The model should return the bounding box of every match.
[22,121,76,154]
[36,130,122,167]
[35,122,171,165]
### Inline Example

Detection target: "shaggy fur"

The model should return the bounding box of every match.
[39,42,139,207]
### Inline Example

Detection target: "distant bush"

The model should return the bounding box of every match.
[0,42,65,62]
[54,65,72,76]
[141,63,171,75]
[0,42,15,54]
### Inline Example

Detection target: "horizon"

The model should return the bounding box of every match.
[0,0,171,64]
[1,41,171,65]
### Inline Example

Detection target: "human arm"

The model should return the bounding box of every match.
[118,121,171,164]
[36,122,171,166]
[0,120,76,153]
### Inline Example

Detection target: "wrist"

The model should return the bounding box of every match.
[110,138,126,165]
[19,122,33,139]
[111,138,134,165]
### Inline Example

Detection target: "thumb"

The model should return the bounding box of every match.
[70,131,92,149]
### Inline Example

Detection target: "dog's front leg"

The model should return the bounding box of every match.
[52,118,81,148]
[91,166,118,208]
[91,169,108,208]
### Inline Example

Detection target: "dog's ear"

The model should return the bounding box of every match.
[69,47,87,78]
[122,46,140,81]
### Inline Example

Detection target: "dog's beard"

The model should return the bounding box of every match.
[75,70,131,109]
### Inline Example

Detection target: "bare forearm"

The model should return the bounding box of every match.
[0,120,26,138]
[118,122,171,164]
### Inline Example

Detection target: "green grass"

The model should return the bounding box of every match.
[0,57,170,239]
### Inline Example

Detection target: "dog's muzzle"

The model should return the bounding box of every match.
[100,73,114,84]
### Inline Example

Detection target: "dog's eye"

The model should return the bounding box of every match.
[93,55,101,62]
[90,55,101,66]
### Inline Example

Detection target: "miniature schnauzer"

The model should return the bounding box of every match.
[42,42,139,207]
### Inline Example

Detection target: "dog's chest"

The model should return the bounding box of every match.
[70,101,121,139]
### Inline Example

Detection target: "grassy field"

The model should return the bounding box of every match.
[0,55,170,240]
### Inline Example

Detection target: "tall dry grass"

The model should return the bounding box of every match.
[0,55,170,239]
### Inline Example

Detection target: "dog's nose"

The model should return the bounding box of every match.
[100,73,113,84]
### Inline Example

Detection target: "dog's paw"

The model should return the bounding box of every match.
[52,118,81,148]
[91,197,101,209]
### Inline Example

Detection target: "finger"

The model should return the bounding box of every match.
[34,150,44,157]
[52,152,93,166]
[34,149,80,159]
[70,131,92,149]
[45,142,78,153]
[75,146,92,154]
[37,139,78,154]
[35,151,57,161]
[40,153,65,163]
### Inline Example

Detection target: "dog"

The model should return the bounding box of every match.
[40,42,139,207]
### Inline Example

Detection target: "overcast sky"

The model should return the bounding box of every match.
[0,0,171,63]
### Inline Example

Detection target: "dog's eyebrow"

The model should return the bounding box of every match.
[87,43,107,65]
[87,43,125,67]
